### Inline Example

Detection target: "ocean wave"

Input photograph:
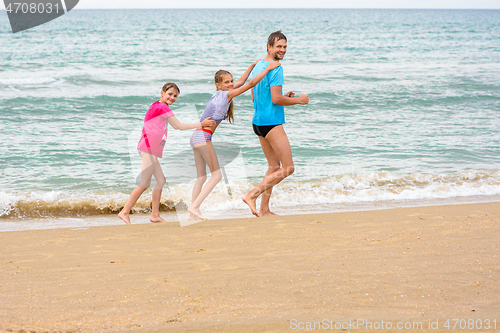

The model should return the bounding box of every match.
[270,169,500,206]
[0,191,180,219]
[0,76,64,88]
[1,169,499,219]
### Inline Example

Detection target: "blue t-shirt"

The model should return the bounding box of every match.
[252,60,285,126]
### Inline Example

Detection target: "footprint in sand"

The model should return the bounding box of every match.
[220,263,239,270]
[6,253,54,263]
[88,250,124,254]
[186,262,211,272]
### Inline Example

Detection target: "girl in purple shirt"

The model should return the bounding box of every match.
[188,60,281,221]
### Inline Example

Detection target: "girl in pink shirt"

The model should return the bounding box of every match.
[119,83,215,224]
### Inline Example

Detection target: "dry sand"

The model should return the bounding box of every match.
[1,202,499,332]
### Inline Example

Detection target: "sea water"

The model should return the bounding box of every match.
[1,9,500,230]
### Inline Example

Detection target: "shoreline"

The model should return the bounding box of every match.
[1,202,499,332]
[1,194,500,232]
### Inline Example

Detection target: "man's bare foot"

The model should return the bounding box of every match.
[150,215,167,223]
[260,210,279,217]
[118,210,131,225]
[242,193,260,217]
[188,206,207,220]
[188,213,198,221]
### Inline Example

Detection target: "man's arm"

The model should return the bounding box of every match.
[270,86,309,106]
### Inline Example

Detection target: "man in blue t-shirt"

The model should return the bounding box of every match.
[243,30,309,217]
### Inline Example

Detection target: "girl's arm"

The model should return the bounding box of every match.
[167,116,215,130]
[233,59,260,89]
[227,61,281,101]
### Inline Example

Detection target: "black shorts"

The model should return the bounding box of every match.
[252,124,279,138]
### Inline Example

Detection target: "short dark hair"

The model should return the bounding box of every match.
[267,30,287,47]
[162,82,180,94]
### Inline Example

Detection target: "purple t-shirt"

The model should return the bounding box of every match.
[200,90,232,124]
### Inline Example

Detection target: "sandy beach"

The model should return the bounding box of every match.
[1,202,499,332]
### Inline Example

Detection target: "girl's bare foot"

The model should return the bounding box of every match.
[260,210,279,217]
[242,194,260,217]
[118,210,131,224]
[188,206,207,220]
[150,215,167,223]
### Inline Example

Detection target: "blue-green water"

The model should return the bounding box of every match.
[1,9,500,229]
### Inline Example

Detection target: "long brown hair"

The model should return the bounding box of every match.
[214,70,234,124]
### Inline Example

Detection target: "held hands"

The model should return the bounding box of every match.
[201,117,216,127]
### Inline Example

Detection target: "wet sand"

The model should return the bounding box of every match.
[1,202,499,332]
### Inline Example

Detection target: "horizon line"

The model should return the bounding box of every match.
[2,7,499,10]
[64,7,500,10]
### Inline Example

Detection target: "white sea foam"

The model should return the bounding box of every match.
[272,170,500,205]
[0,76,57,86]
[2,169,499,221]
[0,192,20,217]
[151,169,500,215]
[2,169,499,219]
[170,169,500,212]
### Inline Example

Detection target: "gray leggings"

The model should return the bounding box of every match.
[136,151,166,190]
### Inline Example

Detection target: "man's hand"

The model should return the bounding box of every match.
[298,94,309,105]
[285,91,295,98]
